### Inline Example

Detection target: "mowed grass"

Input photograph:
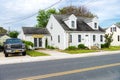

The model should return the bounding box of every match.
[102,46,120,51]
[63,46,120,54]
[63,49,98,54]
[26,50,49,57]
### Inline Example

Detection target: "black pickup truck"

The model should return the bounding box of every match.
[4,38,26,57]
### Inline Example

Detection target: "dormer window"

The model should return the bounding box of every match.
[94,23,97,28]
[71,21,75,27]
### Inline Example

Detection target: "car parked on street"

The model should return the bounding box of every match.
[3,38,26,57]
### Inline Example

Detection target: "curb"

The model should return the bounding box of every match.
[0,50,120,65]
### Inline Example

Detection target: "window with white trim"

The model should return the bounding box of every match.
[69,35,72,43]
[78,35,81,42]
[71,21,75,27]
[93,35,96,42]
[58,35,60,43]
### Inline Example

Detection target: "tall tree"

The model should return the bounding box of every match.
[36,8,58,28]
[9,31,19,38]
[116,22,120,26]
[59,6,96,18]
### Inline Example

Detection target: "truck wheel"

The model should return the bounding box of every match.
[22,52,26,56]
[5,54,8,57]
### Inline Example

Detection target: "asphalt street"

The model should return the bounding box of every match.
[0,53,120,80]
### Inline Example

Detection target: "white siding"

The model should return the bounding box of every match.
[64,14,77,29]
[46,15,67,49]
[68,32,105,49]
[106,24,120,46]
[86,17,99,30]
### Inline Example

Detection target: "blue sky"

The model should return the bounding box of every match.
[0,0,120,31]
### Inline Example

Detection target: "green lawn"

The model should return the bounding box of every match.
[62,49,98,54]
[26,50,49,57]
[62,46,120,54]
[102,46,120,51]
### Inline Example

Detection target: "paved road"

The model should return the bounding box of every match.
[0,53,120,80]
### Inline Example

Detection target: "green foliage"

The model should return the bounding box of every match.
[47,45,55,49]
[102,34,113,48]
[116,22,120,26]
[59,6,96,18]
[26,50,49,57]
[101,44,108,48]
[22,40,33,49]
[66,46,77,50]
[9,31,19,38]
[78,44,87,49]
[36,8,58,28]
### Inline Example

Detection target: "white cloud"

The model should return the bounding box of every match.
[0,0,120,29]
[87,0,120,22]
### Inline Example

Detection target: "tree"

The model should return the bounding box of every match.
[103,34,113,48]
[36,8,58,28]
[59,6,96,18]
[116,22,120,26]
[9,31,19,38]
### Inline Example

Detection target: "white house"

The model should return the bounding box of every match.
[19,14,105,50]
[46,14,105,49]
[0,34,10,46]
[18,27,50,48]
[105,24,120,46]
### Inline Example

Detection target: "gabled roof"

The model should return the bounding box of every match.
[22,27,50,34]
[53,14,105,32]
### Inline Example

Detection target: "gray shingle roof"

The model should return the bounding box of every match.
[22,27,50,34]
[0,34,7,37]
[53,14,105,32]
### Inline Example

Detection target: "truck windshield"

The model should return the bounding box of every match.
[6,39,22,44]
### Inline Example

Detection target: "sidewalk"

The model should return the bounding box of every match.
[0,50,120,65]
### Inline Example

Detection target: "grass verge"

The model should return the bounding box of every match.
[102,46,120,51]
[26,50,49,57]
[62,49,98,54]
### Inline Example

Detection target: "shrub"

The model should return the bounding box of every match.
[66,46,77,50]
[101,43,109,48]
[22,40,34,49]
[78,44,87,49]
[47,45,55,49]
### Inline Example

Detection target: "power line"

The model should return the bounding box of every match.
[2,0,62,25]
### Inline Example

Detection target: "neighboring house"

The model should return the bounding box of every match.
[46,14,105,49]
[0,27,9,46]
[18,27,50,48]
[0,34,10,46]
[105,24,120,46]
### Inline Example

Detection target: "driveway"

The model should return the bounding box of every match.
[0,51,32,65]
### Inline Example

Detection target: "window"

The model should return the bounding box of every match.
[51,36,52,41]
[118,35,120,41]
[58,35,60,43]
[100,35,103,42]
[50,23,53,29]
[71,21,75,27]
[78,35,81,42]
[94,23,97,28]
[69,35,72,43]
[113,27,117,32]
[34,38,37,47]
[110,28,112,32]
[93,35,96,42]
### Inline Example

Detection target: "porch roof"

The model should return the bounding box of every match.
[22,27,50,35]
